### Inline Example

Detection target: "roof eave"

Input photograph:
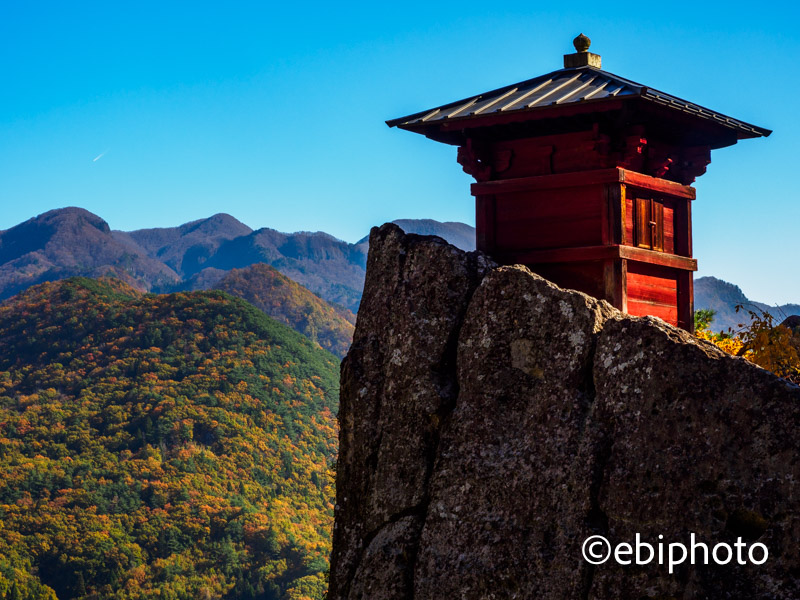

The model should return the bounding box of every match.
[390,96,771,146]
[638,94,771,139]
[387,65,771,141]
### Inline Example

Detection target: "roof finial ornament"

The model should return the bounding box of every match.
[573,33,591,53]
[564,33,601,69]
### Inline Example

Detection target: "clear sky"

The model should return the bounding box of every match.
[1,1,798,303]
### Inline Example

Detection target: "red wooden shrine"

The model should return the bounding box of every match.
[387,35,770,331]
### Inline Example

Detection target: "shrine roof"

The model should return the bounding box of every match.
[386,65,771,141]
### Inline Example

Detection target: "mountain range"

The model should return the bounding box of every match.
[0,208,475,315]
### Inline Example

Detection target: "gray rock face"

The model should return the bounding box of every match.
[329,224,495,599]
[328,224,800,599]
[591,318,800,598]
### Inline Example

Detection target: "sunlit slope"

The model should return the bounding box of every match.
[214,264,355,359]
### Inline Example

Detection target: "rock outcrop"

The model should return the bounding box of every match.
[781,314,800,334]
[328,224,800,599]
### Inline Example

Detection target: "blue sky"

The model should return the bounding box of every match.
[1,1,798,303]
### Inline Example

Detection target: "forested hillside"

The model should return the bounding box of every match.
[214,265,355,359]
[0,278,339,600]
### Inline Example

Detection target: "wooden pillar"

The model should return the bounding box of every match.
[603,258,628,312]
[475,195,496,254]
[603,182,626,245]
[678,271,694,333]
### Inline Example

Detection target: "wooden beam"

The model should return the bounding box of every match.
[618,246,697,270]
[471,167,696,199]
[497,244,697,271]
[619,169,697,200]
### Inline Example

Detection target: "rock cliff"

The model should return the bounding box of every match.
[328,224,800,599]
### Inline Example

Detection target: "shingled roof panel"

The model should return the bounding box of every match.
[387,66,771,139]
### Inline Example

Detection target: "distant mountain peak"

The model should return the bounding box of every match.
[32,206,111,233]
[0,207,179,300]
[182,213,253,236]
[0,206,112,265]
[695,276,748,302]
[356,218,476,252]
[695,276,799,332]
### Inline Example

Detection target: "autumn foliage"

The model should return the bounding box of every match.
[0,278,339,599]
[214,264,355,359]
[695,307,800,384]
